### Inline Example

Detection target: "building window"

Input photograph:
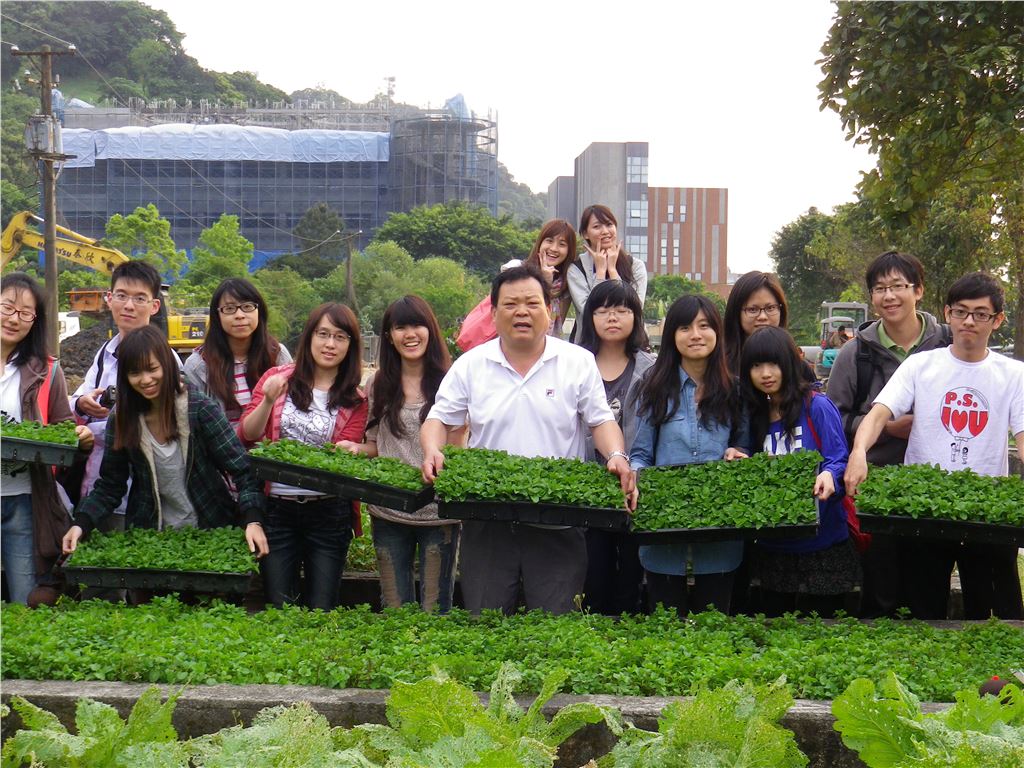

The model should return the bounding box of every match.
[667,203,674,223]
[695,272,702,282]
[627,155,648,183]
[680,204,687,223]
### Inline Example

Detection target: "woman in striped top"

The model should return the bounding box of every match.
[185,278,291,426]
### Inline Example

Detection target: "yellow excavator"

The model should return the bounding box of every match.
[1,212,208,353]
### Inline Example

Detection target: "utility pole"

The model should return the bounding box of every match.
[11,43,76,355]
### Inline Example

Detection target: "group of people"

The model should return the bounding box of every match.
[2,206,1021,621]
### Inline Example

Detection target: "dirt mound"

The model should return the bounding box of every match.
[58,323,111,382]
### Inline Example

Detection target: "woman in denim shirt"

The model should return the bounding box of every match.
[630,295,751,615]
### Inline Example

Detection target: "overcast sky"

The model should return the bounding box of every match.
[147,0,874,274]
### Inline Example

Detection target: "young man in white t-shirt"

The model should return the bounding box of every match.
[846,272,1024,619]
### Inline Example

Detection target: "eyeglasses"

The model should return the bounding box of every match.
[108,291,153,306]
[218,302,258,315]
[1,304,36,322]
[949,307,997,323]
[593,307,632,319]
[741,304,781,318]
[313,329,351,343]
[871,282,915,296]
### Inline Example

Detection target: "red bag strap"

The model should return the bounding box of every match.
[37,356,57,425]
[803,392,822,451]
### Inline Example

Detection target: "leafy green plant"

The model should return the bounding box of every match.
[4,600,1022,702]
[602,677,807,767]
[251,439,426,492]
[1,686,188,768]
[434,447,626,508]
[857,464,1024,526]
[70,527,255,574]
[0,419,79,446]
[633,452,822,531]
[346,512,378,573]
[832,672,1024,767]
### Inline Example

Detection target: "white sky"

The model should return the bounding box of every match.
[147,0,875,274]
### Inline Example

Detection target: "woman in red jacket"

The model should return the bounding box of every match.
[241,303,367,609]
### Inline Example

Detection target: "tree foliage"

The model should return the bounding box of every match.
[644,274,725,321]
[373,202,536,276]
[819,1,1024,356]
[497,162,547,227]
[175,214,254,308]
[104,204,187,280]
[271,203,347,280]
[251,267,322,344]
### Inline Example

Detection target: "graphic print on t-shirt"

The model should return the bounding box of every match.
[763,424,804,455]
[939,386,989,466]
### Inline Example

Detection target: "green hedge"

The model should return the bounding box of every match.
[3,599,1021,702]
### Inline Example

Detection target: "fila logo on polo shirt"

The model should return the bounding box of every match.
[546,388,555,398]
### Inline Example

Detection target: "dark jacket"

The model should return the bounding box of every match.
[73,384,264,534]
[15,356,79,580]
[826,312,948,465]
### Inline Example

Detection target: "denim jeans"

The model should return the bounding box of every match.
[371,517,460,613]
[2,493,36,605]
[261,497,353,610]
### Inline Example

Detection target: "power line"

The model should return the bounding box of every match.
[0,13,74,47]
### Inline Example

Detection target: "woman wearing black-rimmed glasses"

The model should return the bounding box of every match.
[240,303,367,609]
[184,278,291,427]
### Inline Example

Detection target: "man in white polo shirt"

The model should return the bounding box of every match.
[422,264,636,614]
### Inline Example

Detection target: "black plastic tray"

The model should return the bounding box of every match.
[63,566,254,593]
[1,436,83,468]
[631,523,818,544]
[438,499,630,531]
[857,514,1024,546]
[250,455,435,513]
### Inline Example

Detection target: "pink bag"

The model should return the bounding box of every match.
[457,297,497,352]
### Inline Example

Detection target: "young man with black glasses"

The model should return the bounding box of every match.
[827,251,952,617]
[846,272,1024,620]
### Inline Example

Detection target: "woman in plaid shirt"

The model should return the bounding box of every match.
[62,326,267,558]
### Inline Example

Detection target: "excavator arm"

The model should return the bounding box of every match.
[1,211,128,275]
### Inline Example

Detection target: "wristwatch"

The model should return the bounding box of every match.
[606,450,629,464]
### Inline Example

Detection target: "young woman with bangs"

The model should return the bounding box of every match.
[2,273,93,605]
[184,278,291,427]
[63,326,267,558]
[338,296,463,613]
[576,280,653,614]
[523,219,577,337]
[568,205,648,326]
[738,326,860,617]
[241,303,368,609]
[629,295,751,615]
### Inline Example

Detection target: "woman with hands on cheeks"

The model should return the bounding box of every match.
[240,303,367,610]
[629,295,751,616]
[568,205,648,327]
[523,219,576,337]
[62,326,267,560]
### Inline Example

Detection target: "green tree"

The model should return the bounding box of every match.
[104,204,187,280]
[770,208,848,340]
[373,202,536,275]
[251,267,322,344]
[273,203,346,280]
[411,257,487,330]
[644,274,725,321]
[497,163,548,225]
[176,214,254,307]
[1,91,37,229]
[819,1,1024,356]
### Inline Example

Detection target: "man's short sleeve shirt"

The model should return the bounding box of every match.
[427,337,614,460]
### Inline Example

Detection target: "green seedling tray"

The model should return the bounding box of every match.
[1,436,83,468]
[63,566,254,594]
[438,499,630,531]
[250,455,434,512]
[857,513,1024,547]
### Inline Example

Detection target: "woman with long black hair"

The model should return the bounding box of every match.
[184,278,291,426]
[241,303,367,609]
[576,280,653,614]
[2,273,92,604]
[63,326,267,557]
[568,205,648,324]
[738,326,860,617]
[630,294,750,615]
[339,296,462,612]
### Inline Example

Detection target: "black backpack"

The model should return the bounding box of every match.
[845,323,953,436]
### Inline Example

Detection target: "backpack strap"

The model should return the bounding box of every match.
[804,392,822,451]
[94,338,110,388]
[37,357,58,425]
[845,337,877,439]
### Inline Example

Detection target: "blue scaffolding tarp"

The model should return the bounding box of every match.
[61,124,390,168]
